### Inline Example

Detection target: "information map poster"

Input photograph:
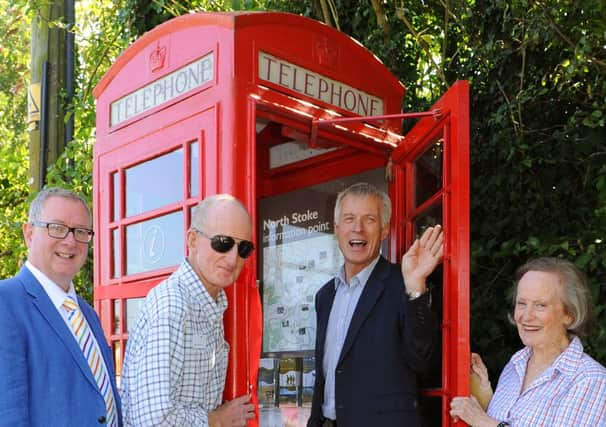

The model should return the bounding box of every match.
[259,188,343,354]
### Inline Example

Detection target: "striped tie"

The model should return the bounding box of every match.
[63,296,117,426]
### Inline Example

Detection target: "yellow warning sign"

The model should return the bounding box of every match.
[28,83,41,129]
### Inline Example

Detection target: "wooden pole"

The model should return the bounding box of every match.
[28,0,67,191]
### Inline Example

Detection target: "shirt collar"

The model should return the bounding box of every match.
[511,336,584,379]
[552,336,584,376]
[334,255,381,290]
[26,260,77,309]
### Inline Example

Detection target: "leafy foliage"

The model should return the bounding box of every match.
[119,0,276,39]
[464,0,606,372]
[0,0,30,278]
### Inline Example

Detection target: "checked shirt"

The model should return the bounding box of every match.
[121,260,229,426]
[487,336,606,426]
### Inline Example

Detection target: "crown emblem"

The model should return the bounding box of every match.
[150,42,167,72]
[314,37,337,68]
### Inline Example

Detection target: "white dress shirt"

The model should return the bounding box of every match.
[322,256,380,420]
[25,260,77,330]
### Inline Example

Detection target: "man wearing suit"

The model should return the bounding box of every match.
[308,182,442,427]
[0,187,122,426]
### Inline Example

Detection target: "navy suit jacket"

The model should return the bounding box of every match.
[308,256,437,427]
[0,266,122,426]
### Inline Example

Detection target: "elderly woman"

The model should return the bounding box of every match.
[450,257,606,426]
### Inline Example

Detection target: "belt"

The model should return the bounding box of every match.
[322,419,337,427]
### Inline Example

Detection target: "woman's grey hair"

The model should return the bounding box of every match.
[512,257,594,337]
[191,194,249,231]
[334,182,391,228]
[28,187,91,223]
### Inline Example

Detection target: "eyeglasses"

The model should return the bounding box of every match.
[31,221,94,244]
[192,227,254,259]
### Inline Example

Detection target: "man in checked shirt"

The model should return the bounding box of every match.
[121,194,256,426]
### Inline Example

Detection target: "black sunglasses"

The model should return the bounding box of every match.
[193,228,255,259]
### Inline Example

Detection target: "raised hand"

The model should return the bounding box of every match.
[471,353,490,389]
[401,225,444,294]
[470,353,493,410]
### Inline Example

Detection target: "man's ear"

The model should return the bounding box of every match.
[186,229,197,255]
[380,224,389,240]
[22,222,33,249]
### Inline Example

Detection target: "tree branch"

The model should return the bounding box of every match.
[536,0,606,69]
[496,79,521,135]
[395,6,449,87]
[370,0,390,38]
[318,0,339,30]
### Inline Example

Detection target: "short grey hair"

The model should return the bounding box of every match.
[191,194,249,231]
[512,257,593,337]
[334,182,391,228]
[28,187,91,223]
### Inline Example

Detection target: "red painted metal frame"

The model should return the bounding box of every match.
[391,81,470,427]
[310,109,442,145]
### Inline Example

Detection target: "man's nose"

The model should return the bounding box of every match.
[521,306,535,320]
[352,217,363,231]
[225,244,239,264]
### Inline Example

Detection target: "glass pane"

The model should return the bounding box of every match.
[113,341,122,385]
[415,203,443,236]
[418,264,443,389]
[112,228,120,279]
[126,298,145,332]
[279,358,299,407]
[125,148,183,217]
[301,357,314,407]
[190,141,199,198]
[415,203,443,389]
[258,358,278,409]
[112,171,120,221]
[114,299,121,334]
[126,211,184,275]
[415,136,443,207]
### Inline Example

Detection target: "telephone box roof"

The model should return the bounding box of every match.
[94,12,405,100]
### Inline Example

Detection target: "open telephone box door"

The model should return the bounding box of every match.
[253,81,469,426]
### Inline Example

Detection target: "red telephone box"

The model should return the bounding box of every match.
[93,12,469,427]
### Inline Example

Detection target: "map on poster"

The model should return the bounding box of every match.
[262,228,342,353]
[260,192,343,354]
